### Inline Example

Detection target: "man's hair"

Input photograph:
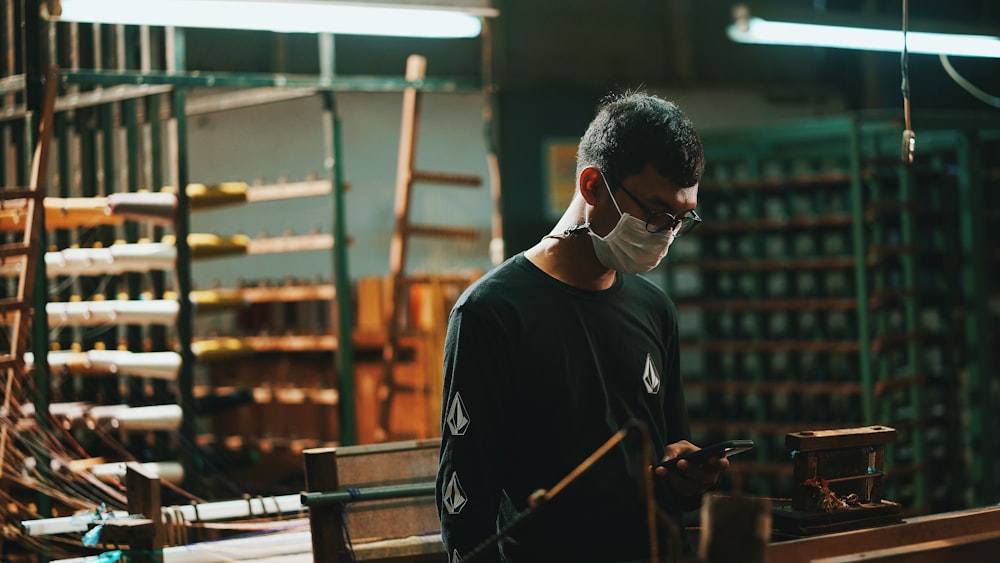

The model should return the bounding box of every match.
[576,91,704,190]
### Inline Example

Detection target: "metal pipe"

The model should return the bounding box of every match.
[301,482,435,508]
[60,69,478,92]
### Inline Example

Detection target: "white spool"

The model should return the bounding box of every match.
[22,493,303,537]
[47,299,179,327]
[43,243,176,276]
[85,350,182,380]
[109,242,177,272]
[110,404,183,431]
[53,530,313,562]
[89,461,184,484]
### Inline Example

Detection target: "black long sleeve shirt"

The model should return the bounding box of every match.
[436,254,693,563]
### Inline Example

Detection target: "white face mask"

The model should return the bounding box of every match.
[588,173,676,274]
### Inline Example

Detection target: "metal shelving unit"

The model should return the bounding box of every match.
[667,112,1000,513]
[3,0,488,524]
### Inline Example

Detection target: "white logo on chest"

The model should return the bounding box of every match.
[642,353,660,394]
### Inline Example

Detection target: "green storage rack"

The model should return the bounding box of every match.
[666,111,1000,515]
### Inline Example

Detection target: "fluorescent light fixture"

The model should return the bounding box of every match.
[729,16,1000,58]
[45,0,496,38]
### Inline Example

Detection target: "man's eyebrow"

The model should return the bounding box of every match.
[649,194,693,216]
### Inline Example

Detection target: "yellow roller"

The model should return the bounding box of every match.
[161,233,250,259]
[184,289,249,312]
[184,182,249,210]
[191,337,256,362]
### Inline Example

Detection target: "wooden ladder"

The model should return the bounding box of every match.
[382,54,483,440]
[0,66,57,480]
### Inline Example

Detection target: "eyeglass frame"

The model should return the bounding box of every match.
[613,183,702,236]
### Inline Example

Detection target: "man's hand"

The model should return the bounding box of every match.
[653,440,728,497]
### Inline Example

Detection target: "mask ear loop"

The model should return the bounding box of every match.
[597,170,625,217]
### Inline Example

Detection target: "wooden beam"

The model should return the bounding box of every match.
[768,506,1000,563]
[304,447,347,563]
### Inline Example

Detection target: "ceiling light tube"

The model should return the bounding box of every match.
[729,16,1000,58]
[45,0,496,38]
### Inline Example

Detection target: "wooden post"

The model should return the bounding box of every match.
[90,463,165,563]
[304,447,347,563]
[699,494,771,563]
[99,519,159,563]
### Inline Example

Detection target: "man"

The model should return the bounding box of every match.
[436,91,727,562]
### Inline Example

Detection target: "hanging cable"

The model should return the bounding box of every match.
[939,54,1000,108]
[900,0,916,163]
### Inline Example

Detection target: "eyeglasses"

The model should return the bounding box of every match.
[616,184,702,236]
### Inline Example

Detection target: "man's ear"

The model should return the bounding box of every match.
[578,166,606,206]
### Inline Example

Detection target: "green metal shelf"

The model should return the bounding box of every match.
[59,69,480,92]
[672,111,1000,512]
[12,13,490,505]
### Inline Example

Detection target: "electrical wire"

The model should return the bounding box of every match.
[939,54,1000,108]
[901,0,911,132]
[900,0,916,163]
[93,426,206,504]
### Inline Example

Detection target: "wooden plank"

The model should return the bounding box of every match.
[680,340,861,353]
[246,180,332,202]
[811,530,1000,563]
[685,380,864,395]
[0,242,32,258]
[786,425,896,452]
[411,170,481,186]
[767,506,1000,563]
[0,186,40,199]
[247,234,334,255]
[240,284,335,303]
[333,439,441,543]
[404,224,479,241]
[242,334,338,352]
[676,298,859,312]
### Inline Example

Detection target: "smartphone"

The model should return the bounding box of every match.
[655,439,755,471]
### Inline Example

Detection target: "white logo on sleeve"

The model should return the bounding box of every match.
[446,392,471,436]
[451,549,463,563]
[443,471,468,514]
[642,353,660,395]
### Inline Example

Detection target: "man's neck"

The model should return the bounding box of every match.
[525,233,617,291]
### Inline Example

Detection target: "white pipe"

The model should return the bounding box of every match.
[81,404,132,421]
[168,494,303,523]
[89,461,184,484]
[47,300,180,327]
[52,530,312,562]
[83,404,182,431]
[108,242,177,271]
[47,247,114,276]
[43,243,176,276]
[22,494,303,537]
[86,350,182,379]
[27,350,182,380]
[109,404,183,431]
[21,510,131,536]
[17,401,89,419]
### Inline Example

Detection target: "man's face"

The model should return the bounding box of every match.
[593,164,699,237]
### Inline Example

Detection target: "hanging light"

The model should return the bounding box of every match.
[727,5,1000,58]
[44,0,497,38]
